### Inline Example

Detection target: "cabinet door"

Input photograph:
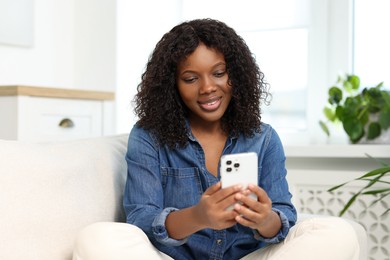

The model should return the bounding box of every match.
[19,96,103,141]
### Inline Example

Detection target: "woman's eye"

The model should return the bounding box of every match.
[183,77,197,83]
[214,71,226,78]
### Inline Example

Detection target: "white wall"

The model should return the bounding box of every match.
[115,0,182,134]
[74,0,116,91]
[0,0,368,142]
[0,0,74,87]
[0,0,116,92]
[0,0,182,136]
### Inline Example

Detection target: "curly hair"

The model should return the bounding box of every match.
[134,18,270,148]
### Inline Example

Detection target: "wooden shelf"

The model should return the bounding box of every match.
[0,85,115,101]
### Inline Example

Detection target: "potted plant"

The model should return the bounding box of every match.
[328,155,390,216]
[319,74,390,143]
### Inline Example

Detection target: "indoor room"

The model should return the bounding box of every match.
[0,0,389,259]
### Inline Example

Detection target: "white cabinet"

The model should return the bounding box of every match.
[0,86,115,141]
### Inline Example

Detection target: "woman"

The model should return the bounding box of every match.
[124,18,295,259]
[73,19,360,260]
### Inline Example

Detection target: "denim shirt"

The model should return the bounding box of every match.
[123,123,297,260]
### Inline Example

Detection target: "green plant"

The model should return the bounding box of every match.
[319,74,390,143]
[328,155,390,216]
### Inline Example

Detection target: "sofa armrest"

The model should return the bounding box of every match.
[0,134,129,260]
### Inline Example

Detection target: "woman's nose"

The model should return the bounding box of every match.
[200,77,217,94]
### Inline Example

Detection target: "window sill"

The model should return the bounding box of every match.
[284,144,390,159]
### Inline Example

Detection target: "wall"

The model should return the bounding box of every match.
[0,0,74,87]
[0,0,116,92]
[74,0,116,91]
[0,0,182,135]
[115,0,181,134]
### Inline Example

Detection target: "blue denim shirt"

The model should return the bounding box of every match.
[123,123,297,260]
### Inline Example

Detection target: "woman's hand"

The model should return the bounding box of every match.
[233,184,282,238]
[193,182,241,230]
[166,182,242,239]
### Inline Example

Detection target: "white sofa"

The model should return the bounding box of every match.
[0,134,368,260]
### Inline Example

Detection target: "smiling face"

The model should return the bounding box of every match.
[177,43,232,127]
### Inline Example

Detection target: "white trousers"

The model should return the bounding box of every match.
[72,216,361,260]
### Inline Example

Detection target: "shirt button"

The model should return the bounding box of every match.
[216,239,222,245]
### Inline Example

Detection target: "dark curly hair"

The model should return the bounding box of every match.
[134,18,270,148]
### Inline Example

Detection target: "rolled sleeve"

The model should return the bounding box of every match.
[253,208,291,243]
[152,207,189,246]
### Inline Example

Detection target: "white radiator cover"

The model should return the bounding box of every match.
[285,145,390,260]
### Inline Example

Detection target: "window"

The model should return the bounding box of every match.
[353,0,390,89]
[181,0,326,144]
[240,29,308,131]
[118,1,388,144]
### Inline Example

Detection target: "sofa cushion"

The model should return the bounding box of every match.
[0,134,128,260]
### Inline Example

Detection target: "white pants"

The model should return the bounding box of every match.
[73,216,361,260]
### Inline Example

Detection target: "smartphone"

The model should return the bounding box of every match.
[220,152,258,210]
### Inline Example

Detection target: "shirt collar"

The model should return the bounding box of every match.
[185,119,238,143]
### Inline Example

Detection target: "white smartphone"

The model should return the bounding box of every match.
[220,152,258,210]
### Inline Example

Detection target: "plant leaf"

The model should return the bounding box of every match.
[343,118,364,143]
[343,97,361,118]
[363,191,390,216]
[319,121,330,136]
[347,75,360,90]
[369,191,390,206]
[375,82,384,89]
[364,154,390,167]
[365,87,383,113]
[379,106,390,129]
[329,166,390,193]
[356,166,390,179]
[367,122,381,140]
[381,90,390,107]
[362,188,390,195]
[335,106,344,121]
[327,182,349,192]
[339,193,360,216]
[329,154,390,217]
[328,86,343,104]
[324,107,336,121]
[366,192,390,217]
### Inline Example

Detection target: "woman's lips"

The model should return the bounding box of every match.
[198,97,222,111]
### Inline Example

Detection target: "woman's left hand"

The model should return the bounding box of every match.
[233,184,281,238]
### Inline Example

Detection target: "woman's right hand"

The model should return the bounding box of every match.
[193,182,242,230]
[166,182,242,239]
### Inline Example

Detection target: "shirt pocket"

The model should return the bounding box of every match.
[161,167,203,209]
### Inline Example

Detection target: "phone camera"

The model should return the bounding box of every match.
[226,167,232,172]
[226,160,232,165]
[234,163,240,168]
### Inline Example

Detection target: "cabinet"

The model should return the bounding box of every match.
[0,85,115,141]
